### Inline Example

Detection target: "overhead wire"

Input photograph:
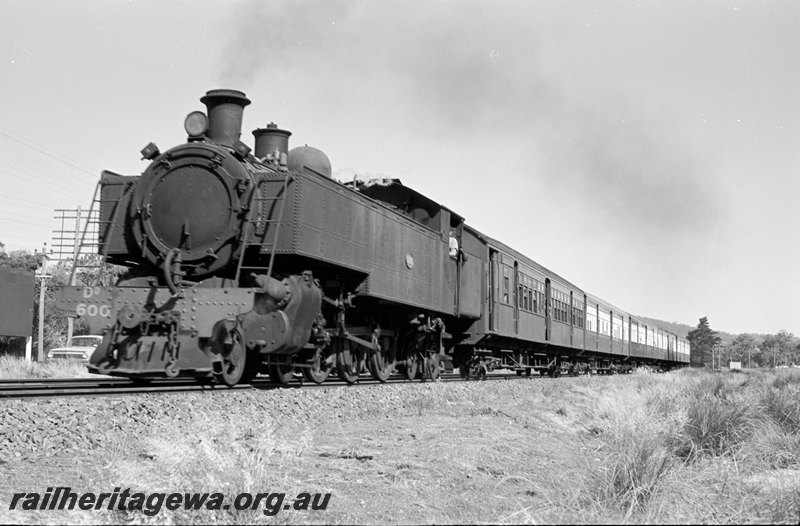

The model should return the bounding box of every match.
[0,127,103,250]
[0,126,97,178]
[0,140,97,193]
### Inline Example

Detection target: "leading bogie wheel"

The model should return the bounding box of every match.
[217,330,246,387]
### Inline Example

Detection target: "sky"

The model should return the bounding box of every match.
[1,0,798,336]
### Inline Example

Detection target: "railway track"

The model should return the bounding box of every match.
[0,371,524,399]
[0,377,248,399]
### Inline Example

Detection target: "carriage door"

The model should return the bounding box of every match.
[513,261,520,335]
[569,291,574,347]
[489,249,499,331]
[545,278,552,341]
[583,294,588,351]
[451,223,462,315]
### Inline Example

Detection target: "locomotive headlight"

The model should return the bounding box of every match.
[184,111,209,138]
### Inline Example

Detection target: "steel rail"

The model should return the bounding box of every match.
[0,377,197,392]
[0,371,529,399]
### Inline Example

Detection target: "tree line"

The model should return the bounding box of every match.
[688,316,800,368]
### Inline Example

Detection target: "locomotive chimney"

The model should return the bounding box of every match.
[200,89,251,148]
[253,122,292,159]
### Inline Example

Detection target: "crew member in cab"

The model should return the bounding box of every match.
[449,229,459,259]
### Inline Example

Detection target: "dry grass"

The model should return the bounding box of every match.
[2,368,799,524]
[98,383,594,524]
[581,368,800,523]
[107,414,317,524]
[0,354,93,379]
[100,370,800,523]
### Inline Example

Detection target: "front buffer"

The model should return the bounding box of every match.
[57,273,323,385]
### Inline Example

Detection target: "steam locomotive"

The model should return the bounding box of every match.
[58,89,689,386]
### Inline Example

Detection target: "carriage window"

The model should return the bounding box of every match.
[551,291,571,323]
[573,307,583,327]
[586,308,596,332]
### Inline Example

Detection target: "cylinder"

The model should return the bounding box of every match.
[253,122,292,159]
[200,89,251,147]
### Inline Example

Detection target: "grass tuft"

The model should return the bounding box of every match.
[761,382,800,433]
[674,391,760,459]
[770,368,800,389]
[596,427,673,517]
[0,354,92,379]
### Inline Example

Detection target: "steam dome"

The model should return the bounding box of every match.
[287,145,331,178]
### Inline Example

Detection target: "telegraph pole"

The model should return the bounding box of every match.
[53,205,97,344]
[66,205,81,344]
[36,243,51,361]
[711,344,724,370]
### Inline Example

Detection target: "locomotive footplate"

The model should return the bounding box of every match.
[57,285,258,377]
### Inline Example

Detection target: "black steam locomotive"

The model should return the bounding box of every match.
[58,89,689,386]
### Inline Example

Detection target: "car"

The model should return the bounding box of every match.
[47,335,103,361]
